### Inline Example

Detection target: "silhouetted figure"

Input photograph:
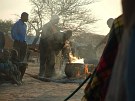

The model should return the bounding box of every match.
[82,15,123,101]
[11,12,29,62]
[106,0,135,101]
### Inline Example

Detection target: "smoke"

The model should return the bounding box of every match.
[55,62,66,78]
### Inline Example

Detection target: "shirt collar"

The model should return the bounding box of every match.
[19,19,25,24]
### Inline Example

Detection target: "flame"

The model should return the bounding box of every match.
[84,64,90,75]
[69,52,84,64]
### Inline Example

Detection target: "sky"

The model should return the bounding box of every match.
[0,0,122,35]
[90,0,122,35]
[0,0,31,20]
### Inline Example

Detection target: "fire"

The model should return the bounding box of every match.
[69,52,84,63]
[68,52,92,79]
[84,64,90,75]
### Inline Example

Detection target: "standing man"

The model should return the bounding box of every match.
[11,12,29,62]
[39,15,60,79]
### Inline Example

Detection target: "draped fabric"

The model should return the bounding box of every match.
[106,26,135,101]
[82,15,123,101]
[125,27,135,101]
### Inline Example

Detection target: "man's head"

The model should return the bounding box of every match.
[21,12,29,22]
[50,15,59,24]
[107,18,114,28]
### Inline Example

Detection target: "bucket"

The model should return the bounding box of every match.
[65,63,84,78]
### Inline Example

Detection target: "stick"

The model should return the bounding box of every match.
[64,69,96,101]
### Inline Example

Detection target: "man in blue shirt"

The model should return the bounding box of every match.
[11,12,29,62]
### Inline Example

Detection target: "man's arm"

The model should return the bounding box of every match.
[11,23,18,40]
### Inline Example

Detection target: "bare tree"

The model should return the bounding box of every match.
[28,0,97,36]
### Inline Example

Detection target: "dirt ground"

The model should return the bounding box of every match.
[0,63,87,101]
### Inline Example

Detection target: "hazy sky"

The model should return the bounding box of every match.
[0,0,31,20]
[90,0,122,35]
[0,0,122,35]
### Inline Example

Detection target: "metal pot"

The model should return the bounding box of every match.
[65,63,84,78]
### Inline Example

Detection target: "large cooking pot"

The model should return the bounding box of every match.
[65,63,84,78]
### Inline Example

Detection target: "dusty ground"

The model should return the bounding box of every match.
[0,63,86,101]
